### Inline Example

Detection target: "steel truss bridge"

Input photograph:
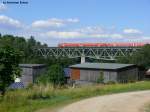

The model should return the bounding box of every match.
[35,47,141,63]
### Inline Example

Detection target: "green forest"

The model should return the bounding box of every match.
[0,34,79,66]
[0,34,79,94]
[0,34,47,63]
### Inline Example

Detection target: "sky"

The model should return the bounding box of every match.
[0,0,150,46]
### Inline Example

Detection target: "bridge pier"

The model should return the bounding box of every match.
[81,56,85,63]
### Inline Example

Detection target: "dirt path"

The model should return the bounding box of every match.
[59,91,150,112]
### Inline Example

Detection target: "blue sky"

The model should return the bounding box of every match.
[0,0,150,46]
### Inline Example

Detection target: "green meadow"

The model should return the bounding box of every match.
[1,81,150,112]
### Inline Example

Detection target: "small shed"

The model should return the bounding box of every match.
[19,64,46,86]
[69,63,138,83]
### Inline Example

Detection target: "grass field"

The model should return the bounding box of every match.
[1,81,150,112]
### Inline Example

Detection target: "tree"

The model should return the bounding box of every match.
[117,44,150,69]
[117,55,131,64]
[37,64,65,86]
[47,64,65,87]
[0,34,48,64]
[130,44,150,69]
[0,46,22,95]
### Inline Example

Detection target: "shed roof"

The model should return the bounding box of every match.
[19,64,46,68]
[70,63,136,71]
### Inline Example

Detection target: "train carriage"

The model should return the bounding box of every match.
[58,42,147,47]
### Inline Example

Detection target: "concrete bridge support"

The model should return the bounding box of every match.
[81,56,85,63]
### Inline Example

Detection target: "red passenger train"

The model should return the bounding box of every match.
[58,43,147,47]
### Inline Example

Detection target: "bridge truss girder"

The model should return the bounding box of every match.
[35,47,141,61]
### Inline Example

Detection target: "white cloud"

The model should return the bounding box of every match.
[41,29,123,39]
[93,33,123,39]
[0,3,7,12]
[0,15,148,45]
[42,31,84,38]
[0,15,24,29]
[31,18,79,29]
[66,18,79,23]
[142,36,150,39]
[76,26,104,34]
[123,28,142,34]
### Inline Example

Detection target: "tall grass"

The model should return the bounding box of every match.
[1,81,150,112]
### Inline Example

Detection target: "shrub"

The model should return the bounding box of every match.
[36,64,65,87]
[27,84,55,99]
[106,81,116,84]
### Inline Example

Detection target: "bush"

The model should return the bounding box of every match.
[36,64,65,87]
[106,81,116,84]
[36,74,49,85]
[27,84,55,99]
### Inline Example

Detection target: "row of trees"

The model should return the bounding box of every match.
[0,34,47,63]
[0,34,78,95]
[117,44,150,69]
[0,34,79,65]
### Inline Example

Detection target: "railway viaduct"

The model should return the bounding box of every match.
[35,47,141,63]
